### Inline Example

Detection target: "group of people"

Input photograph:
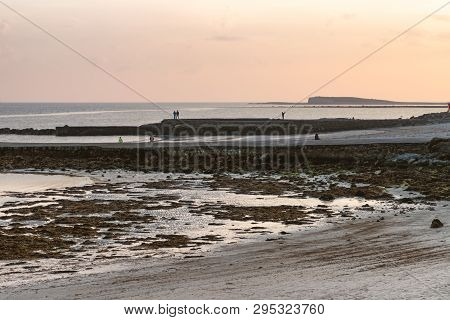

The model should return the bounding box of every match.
[173,110,180,119]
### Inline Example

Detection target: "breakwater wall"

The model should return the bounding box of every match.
[0,128,56,135]
[55,126,138,136]
[54,118,427,137]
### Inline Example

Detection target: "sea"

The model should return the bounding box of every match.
[0,102,446,129]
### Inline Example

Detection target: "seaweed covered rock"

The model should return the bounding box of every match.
[430,219,444,229]
[429,138,450,160]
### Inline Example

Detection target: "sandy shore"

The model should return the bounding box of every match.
[1,202,448,300]
[0,122,449,147]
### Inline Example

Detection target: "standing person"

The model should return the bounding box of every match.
[281,112,286,120]
[176,110,180,119]
[173,110,176,119]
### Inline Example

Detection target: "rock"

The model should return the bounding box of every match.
[260,153,270,162]
[391,153,420,163]
[428,138,450,160]
[355,190,366,197]
[319,194,334,201]
[360,204,374,211]
[430,219,444,229]
[429,138,448,151]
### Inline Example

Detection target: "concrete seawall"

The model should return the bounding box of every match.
[54,118,430,137]
[0,128,56,135]
[55,126,138,136]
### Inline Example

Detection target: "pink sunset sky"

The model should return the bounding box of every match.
[0,0,449,102]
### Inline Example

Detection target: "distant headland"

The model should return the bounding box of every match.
[252,96,445,105]
[308,97,396,105]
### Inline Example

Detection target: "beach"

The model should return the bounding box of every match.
[0,113,449,299]
[1,199,448,299]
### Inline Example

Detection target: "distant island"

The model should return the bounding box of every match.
[307,96,395,105]
[252,96,445,106]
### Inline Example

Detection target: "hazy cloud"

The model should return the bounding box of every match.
[341,13,356,20]
[0,19,9,34]
[433,14,450,22]
[208,35,245,42]
[0,19,10,59]
[405,29,428,38]
[438,31,450,39]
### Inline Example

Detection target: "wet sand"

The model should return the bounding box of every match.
[0,122,449,147]
[1,202,448,299]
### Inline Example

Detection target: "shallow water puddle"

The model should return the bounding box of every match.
[0,173,92,194]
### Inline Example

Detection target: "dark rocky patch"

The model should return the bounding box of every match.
[430,219,444,229]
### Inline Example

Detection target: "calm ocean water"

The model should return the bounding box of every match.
[0,102,446,129]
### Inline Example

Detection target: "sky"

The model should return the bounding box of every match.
[0,0,449,102]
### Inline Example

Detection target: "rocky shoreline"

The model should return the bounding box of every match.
[1,139,448,172]
[1,161,447,262]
